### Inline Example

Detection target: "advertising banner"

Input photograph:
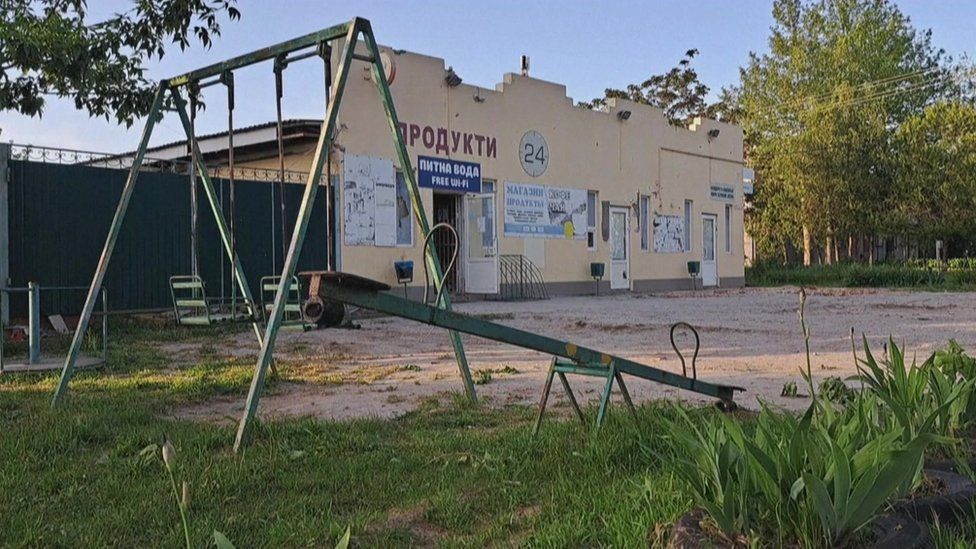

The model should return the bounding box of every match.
[503,181,587,239]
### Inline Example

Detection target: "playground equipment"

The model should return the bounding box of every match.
[52,18,477,452]
[299,270,744,431]
[260,276,314,331]
[1,284,107,374]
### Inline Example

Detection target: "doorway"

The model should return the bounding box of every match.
[463,192,498,294]
[432,192,460,293]
[609,206,630,290]
[701,214,718,287]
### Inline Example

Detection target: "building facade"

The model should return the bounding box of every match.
[151,45,747,297]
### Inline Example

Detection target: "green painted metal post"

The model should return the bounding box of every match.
[594,365,616,428]
[232,21,362,452]
[52,85,168,405]
[557,372,586,423]
[170,90,267,354]
[361,22,478,404]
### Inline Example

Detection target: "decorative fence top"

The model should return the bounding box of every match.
[9,143,309,184]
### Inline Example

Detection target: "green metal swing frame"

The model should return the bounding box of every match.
[51,18,478,452]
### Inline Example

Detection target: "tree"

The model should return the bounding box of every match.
[1,0,240,125]
[737,0,960,264]
[892,101,976,253]
[580,49,726,126]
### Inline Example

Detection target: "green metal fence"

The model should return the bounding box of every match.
[6,160,330,317]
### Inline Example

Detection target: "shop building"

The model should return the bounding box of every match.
[145,45,747,297]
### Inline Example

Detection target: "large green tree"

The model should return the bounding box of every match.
[738,0,961,264]
[892,101,976,253]
[1,0,240,125]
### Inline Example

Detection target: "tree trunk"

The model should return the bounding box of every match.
[803,225,813,266]
[825,229,834,266]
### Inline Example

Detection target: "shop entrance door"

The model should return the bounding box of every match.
[701,214,718,287]
[432,193,460,293]
[463,193,498,294]
[609,206,630,290]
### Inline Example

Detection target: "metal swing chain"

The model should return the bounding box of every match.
[188,83,201,282]
[221,70,238,316]
[274,55,288,265]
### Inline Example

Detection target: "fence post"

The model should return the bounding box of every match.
[28,281,40,364]
[0,143,9,324]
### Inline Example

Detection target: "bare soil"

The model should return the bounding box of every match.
[169,286,976,423]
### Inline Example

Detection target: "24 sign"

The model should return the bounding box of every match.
[519,130,548,177]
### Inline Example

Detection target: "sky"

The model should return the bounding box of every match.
[2,0,974,153]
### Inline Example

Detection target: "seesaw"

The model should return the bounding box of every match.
[299,270,744,434]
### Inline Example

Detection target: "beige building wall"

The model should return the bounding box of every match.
[250,44,745,295]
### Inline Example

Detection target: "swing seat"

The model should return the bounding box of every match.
[169,275,249,326]
[260,276,313,331]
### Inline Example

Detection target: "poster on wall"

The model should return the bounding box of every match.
[503,181,587,239]
[653,214,685,253]
[343,154,396,247]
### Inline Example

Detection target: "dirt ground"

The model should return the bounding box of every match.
[170,286,976,423]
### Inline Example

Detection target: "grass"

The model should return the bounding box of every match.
[5,319,976,547]
[746,262,976,290]
[0,321,703,547]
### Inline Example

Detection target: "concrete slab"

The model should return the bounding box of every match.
[0,355,103,374]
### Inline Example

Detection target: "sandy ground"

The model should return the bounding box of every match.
[169,286,976,424]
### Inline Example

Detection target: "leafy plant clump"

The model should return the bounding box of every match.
[818,376,854,406]
[668,388,936,546]
[781,380,799,398]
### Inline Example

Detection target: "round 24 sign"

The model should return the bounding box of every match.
[519,130,548,177]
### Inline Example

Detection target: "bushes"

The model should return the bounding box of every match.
[746,261,976,289]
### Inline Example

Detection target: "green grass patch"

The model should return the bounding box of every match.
[0,322,708,547]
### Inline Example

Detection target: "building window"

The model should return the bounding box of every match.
[684,199,693,252]
[395,171,413,247]
[587,190,597,250]
[725,204,732,253]
[640,195,650,251]
[482,180,495,194]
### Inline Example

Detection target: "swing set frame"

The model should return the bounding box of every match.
[50,17,478,451]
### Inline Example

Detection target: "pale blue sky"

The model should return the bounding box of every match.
[1,0,973,153]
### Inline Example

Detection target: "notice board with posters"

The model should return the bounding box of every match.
[343,154,396,247]
[653,213,685,253]
[503,181,587,239]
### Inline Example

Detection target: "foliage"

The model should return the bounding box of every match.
[781,380,799,397]
[817,376,854,407]
[891,101,976,243]
[579,49,736,126]
[852,338,974,449]
[736,0,973,264]
[746,261,976,289]
[668,393,934,546]
[0,0,240,124]
[932,340,976,427]
[668,336,976,546]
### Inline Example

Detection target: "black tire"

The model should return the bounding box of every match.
[892,468,976,526]
[869,513,932,549]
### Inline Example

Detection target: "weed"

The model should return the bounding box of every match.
[474,369,493,385]
[780,380,799,397]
